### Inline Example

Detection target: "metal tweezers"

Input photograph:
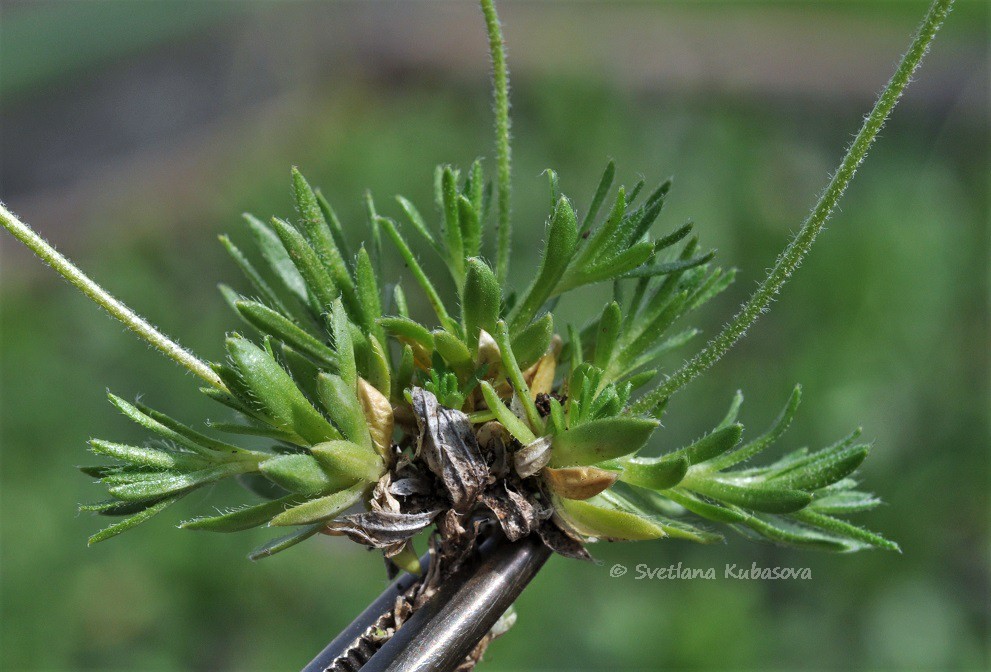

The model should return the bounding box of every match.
[301,535,551,672]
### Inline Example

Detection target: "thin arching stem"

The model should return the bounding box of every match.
[0,202,227,391]
[480,0,512,285]
[632,0,954,414]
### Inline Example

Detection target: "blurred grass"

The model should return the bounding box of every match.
[1,3,988,671]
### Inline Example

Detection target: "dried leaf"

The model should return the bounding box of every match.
[538,519,591,561]
[482,482,539,542]
[543,466,618,500]
[324,509,441,549]
[358,378,395,461]
[513,436,552,478]
[411,388,488,513]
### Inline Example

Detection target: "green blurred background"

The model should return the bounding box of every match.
[1,1,987,670]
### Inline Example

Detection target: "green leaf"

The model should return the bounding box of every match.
[577,187,625,265]
[269,216,339,312]
[108,394,230,459]
[654,221,694,251]
[315,190,354,269]
[236,472,291,500]
[770,444,870,491]
[621,251,714,279]
[736,514,852,552]
[226,336,341,445]
[395,195,438,250]
[394,344,415,399]
[662,488,749,523]
[432,330,473,376]
[378,216,458,334]
[462,258,501,355]
[380,316,434,367]
[570,241,654,288]
[494,320,543,433]
[268,483,366,526]
[440,166,464,281]
[89,439,207,471]
[207,421,299,444]
[708,385,801,470]
[365,335,392,398]
[218,233,293,317]
[619,455,688,491]
[458,194,481,262]
[259,453,353,495]
[510,196,579,332]
[715,390,745,430]
[508,313,553,372]
[810,490,882,514]
[329,299,357,391]
[550,416,659,467]
[355,246,385,344]
[592,301,621,370]
[291,168,358,312]
[689,479,812,514]
[311,439,384,483]
[315,373,371,449]
[243,213,309,305]
[479,381,536,444]
[581,159,615,233]
[235,299,337,367]
[180,494,306,532]
[248,523,325,560]
[554,494,665,541]
[654,516,723,544]
[676,424,744,466]
[792,509,900,552]
[88,494,185,545]
[107,462,255,501]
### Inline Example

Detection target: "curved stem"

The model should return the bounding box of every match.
[480,0,512,285]
[632,0,954,414]
[0,202,226,390]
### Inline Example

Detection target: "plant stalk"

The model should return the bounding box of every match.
[480,0,513,285]
[0,202,226,390]
[633,0,954,413]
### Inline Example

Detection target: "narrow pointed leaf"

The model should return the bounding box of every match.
[88,494,185,545]
[248,523,325,560]
[259,453,353,495]
[226,336,340,445]
[554,495,665,541]
[619,455,689,491]
[235,300,337,366]
[181,494,307,532]
[311,440,384,484]
[480,381,536,444]
[690,479,812,514]
[551,416,659,467]
[315,373,371,449]
[463,258,501,355]
[268,483,366,526]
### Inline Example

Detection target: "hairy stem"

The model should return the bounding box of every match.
[632,0,954,414]
[480,0,512,285]
[0,203,226,390]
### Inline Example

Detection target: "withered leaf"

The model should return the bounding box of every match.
[411,388,488,512]
[514,436,552,478]
[538,519,592,561]
[543,466,618,500]
[390,477,433,497]
[358,378,394,461]
[476,421,511,479]
[325,509,441,549]
[483,482,539,542]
